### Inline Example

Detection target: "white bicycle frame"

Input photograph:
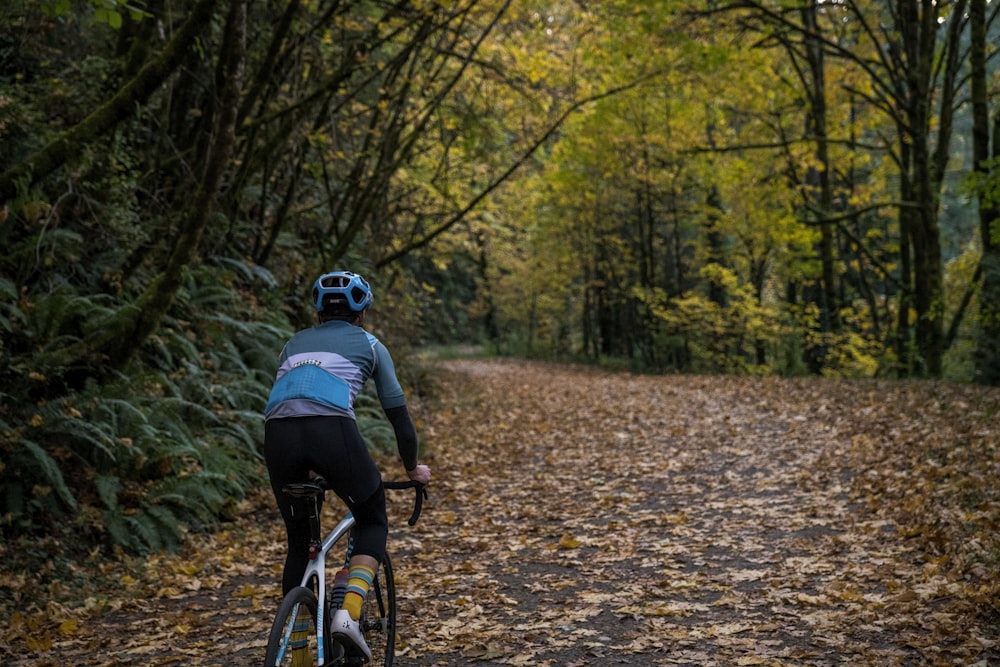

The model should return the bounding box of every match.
[278,511,356,665]
[270,478,421,666]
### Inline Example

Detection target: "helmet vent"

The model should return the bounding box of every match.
[321,275,350,289]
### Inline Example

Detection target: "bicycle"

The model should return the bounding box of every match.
[263,476,427,667]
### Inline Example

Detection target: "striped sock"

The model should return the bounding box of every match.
[342,564,375,621]
[290,614,312,667]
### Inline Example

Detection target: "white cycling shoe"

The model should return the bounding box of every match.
[331,609,372,662]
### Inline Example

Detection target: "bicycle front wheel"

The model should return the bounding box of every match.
[360,553,397,666]
[264,586,323,667]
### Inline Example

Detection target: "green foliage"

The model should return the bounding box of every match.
[42,0,150,27]
[960,157,1000,219]
[0,276,24,334]
[0,257,289,554]
[5,437,77,516]
[0,234,411,553]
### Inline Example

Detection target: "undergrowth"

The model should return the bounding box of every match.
[1,255,419,562]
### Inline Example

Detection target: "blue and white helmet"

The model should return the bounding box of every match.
[312,271,374,312]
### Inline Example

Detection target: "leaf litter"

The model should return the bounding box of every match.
[2,358,999,665]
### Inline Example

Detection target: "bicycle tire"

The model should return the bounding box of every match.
[264,586,322,667]
[359,553,397,666]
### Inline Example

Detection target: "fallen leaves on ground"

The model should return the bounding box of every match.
[2,359,999,666]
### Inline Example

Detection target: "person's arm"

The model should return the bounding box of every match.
[384,405,418,470]
[371,340,432,483]
[384,405,431,483]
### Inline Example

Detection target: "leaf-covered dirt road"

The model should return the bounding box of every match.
[3,359,1000,665]
[396,360,1000,666]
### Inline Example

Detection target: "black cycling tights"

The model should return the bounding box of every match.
[264,415,388,595]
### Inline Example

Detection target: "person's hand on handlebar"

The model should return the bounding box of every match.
[407,464,431,485]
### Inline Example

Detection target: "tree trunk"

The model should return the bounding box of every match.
[892,0,967,377]
[971,0,1000,384]
[801,0,839,339]
[40,0,245,371]
[895,144,915,376]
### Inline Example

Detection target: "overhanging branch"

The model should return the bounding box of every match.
[376,74,663,268]
[0,0,219,204]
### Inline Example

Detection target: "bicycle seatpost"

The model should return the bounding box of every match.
[307,492,323,560]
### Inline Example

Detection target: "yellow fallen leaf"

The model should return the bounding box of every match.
[558,534,581,549]
[176,563,200,576]
[233,583,261,598]
[25,635,53,651]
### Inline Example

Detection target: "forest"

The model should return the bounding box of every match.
[1,0,999,555]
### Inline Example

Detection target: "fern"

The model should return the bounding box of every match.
[95,475,122,511]
[211,420,262,460]
[150,325,200,370]
[104,510,131,550]
[0,276,25,332]
[99,397,153,431]
[145,334,178,370]
[142,503,185,550]
[205,311,260,336]
[212,256,278,289]
[1,253,297,554]
[43,413,121,465]
[146,369,184,399]
[186,284,236,308]
[15,439,77,510]
[152,473,232,524]
[125,512,167,552]
[76,295,126,337]
[30,289,116,341]
[153,397,221,428]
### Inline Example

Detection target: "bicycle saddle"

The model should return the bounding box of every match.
[282,476,327,498]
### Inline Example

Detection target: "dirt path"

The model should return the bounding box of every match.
[391,360,998,666]
[4,359,999,665]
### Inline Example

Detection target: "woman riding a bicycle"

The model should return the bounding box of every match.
[263,270,431,661]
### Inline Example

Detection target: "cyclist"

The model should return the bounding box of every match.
[263,270,431,661]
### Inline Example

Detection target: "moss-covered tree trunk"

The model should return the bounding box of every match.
[39,0,246,371]
[111,0,247,368]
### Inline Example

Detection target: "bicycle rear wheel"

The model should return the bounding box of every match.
[359,553,396,666]
[264,586,324,667]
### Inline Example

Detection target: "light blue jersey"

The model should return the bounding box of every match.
[264,320,406,420]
